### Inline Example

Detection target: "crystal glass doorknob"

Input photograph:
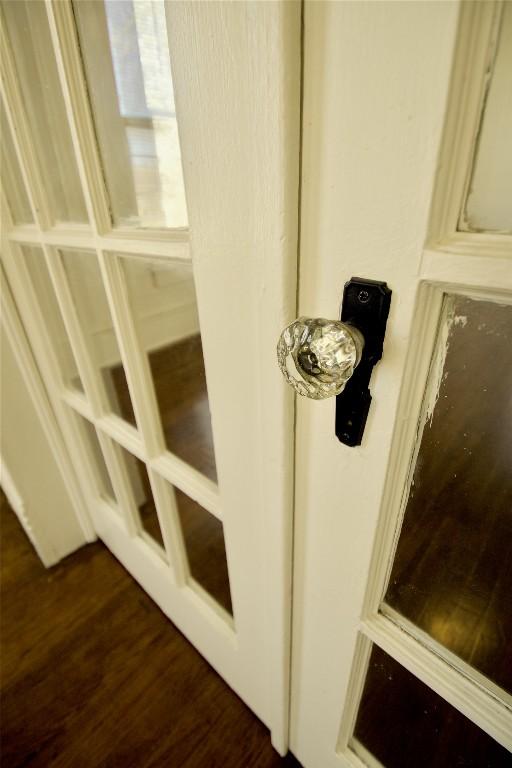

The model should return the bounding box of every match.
[277,317,364,399]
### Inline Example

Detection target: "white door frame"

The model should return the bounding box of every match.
[1,0,300,752]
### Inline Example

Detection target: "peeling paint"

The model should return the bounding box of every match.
[424,297,456,425]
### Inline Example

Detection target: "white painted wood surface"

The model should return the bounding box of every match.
[0,269,88,565]
[166,3,300,748]
[1,0,300,753]
[291,2,512,766]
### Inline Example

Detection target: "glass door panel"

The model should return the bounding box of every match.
[21,246,84,393]
[60,249,137,426]
[73,0,187,229]
[120,255,216,481]
[2,0,87,223]
[75,414,117,507]
[351,643,511,768]
[117,445,166,554]
[383,295,512,693]
[462,3,512,233]
[1,100,33,224]
[1,0,290,745]
[175,488,232,615]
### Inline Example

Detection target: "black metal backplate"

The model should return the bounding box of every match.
[335,277,392,446]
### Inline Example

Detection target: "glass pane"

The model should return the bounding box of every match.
[119,446,165,551]
[21,246,83,392]
[463,4,512,233]
[73,0,187,229]
[176,489,232,615]
[2,1,87,223]
[60,250,136,426]
[77,415,116,505]
[121,256,216,481]
[1,101,33,224]
[385,296,512,693]
[351,644,510,768]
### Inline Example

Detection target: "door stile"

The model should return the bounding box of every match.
[165,1,301,749]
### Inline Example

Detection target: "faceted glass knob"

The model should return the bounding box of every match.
[277,317,364,399]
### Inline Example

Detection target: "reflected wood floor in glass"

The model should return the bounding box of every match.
[385,298,512,693]
[0,493,300,768]
[110,334,216,480]
[111,334,232,614]
[354,645,510,768]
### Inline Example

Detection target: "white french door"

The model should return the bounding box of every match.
[0,0,300,752]
[291,2,511,767]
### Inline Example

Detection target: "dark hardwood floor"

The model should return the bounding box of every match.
[0,494,301,768]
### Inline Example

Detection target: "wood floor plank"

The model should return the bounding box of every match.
[0,495,300,767]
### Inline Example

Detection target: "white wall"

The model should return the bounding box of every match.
[1,324,87,566]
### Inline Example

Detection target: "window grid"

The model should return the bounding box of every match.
[0,0,223,610]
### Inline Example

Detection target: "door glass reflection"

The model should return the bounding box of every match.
[77,415,116,505]
[2,0,87,223]
[120,255,217,481]
[463,4,512,233]
[351,643,510,768]
[73,0,187,229]
[21,246,83,393]
[118,445,165,552]
[1,101,33,224]
[60,249,137,427]
[175,488,232,615]
[384,296,512,693]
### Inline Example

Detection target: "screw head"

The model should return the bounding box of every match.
[358,289,370,304]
